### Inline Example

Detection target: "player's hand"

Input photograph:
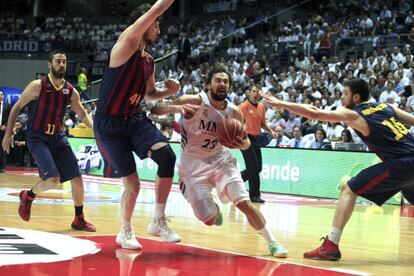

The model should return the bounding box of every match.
[164,78,181,95]
[259,91,282,107]
[2,134,14,154]
[227,131,248,149]
[154,0,176,12]
[181,104,199,119]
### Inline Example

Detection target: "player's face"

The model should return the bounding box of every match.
[49,54,67,79]
[144,21,160,44]
[209,72,230,101]
[342,86,357,108]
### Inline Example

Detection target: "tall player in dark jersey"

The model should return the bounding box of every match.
[261,79,414,261]
[93,0,180,250]
[2,51,96,232]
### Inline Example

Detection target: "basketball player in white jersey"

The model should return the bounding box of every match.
[151,63,287,258]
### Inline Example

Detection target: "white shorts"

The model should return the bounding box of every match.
[178,150,249,204]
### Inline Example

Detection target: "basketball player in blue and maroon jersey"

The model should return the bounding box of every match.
[2,51,96,232]
[262,79,414,261]
[93,0,181,250]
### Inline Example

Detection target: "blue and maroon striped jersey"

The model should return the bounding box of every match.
[27,75,73,135]
[96,48,154,116]
[353,102,414,160]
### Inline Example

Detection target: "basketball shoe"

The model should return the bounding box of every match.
[269,240,288,258]
[71,214,96,232]
[147,215,181,243]
[116,229,142,250]
[303,236,341,260]
[18,190,34,221]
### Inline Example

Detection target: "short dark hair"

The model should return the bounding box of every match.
[206,62,232,86]
[249,83,262,91]
[48,50,66,63]
[345,79,370,102]
[128,3,153,24]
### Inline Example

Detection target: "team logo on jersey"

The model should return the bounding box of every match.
[203,109,209,117]
[63,88,70,94]
[0,227,99,266]
[46,84,52,93]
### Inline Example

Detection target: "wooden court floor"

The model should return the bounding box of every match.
[1,169,414,275]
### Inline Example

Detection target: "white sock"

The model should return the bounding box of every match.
[122,220,132,232]
[155,203,166,218]
[258,227,275,245]
[328,227,342,245]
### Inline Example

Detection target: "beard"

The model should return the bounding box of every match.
[210,90,228,101]
[51,67,65,79]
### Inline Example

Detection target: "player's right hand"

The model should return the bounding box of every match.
[181,104,199,119]
[2,134,14,154]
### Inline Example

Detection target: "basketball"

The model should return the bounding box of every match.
[216,118,246,147]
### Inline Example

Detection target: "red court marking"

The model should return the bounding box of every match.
[0,235,362,276]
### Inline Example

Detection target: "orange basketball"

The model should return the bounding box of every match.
[216,118,246,147]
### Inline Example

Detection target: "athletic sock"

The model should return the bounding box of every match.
[258,227,275,245]
[154,203,166,218]
[328,226,342,245]
[75,205,83,217]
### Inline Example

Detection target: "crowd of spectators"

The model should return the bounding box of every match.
[3,0,414,158]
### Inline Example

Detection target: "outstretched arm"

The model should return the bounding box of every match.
[260,92,358,124]
[110,0,175,67]
[151,94,201,117]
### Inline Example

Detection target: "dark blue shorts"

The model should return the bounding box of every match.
[94,112,167,178]
[26,130,81,183]
[348,155,414,206]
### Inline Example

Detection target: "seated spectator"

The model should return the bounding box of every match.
[288,126,306,148]
[324,121,344,141]
[267,126,290,147]
[340,129,354,143]
[305,127,330,149]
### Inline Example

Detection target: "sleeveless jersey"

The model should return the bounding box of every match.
[27,75,73,135]
[180,92,237,160]
[353,102,414,160]
[96,47,154,116]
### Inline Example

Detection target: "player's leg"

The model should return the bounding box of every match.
[130,114,180,243]
[116,172,142,249]
[146,142,180,242]
[94,117,141,249]
[225,182,287,258]
[19,134,61,221]
[304,159,409,260]
[54,134,95,231]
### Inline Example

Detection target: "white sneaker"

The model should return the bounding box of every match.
[147,215,181,243]
[116,230,142,250]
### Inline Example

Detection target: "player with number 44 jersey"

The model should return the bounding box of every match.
[261,78,414,261]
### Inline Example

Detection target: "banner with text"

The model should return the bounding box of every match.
[69,138,398,205]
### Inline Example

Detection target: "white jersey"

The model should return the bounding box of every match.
[180,92,237,160]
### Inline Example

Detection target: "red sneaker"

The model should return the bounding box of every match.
[303,236,341,261]
[18,190,34,221]
[71,215,96,232]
